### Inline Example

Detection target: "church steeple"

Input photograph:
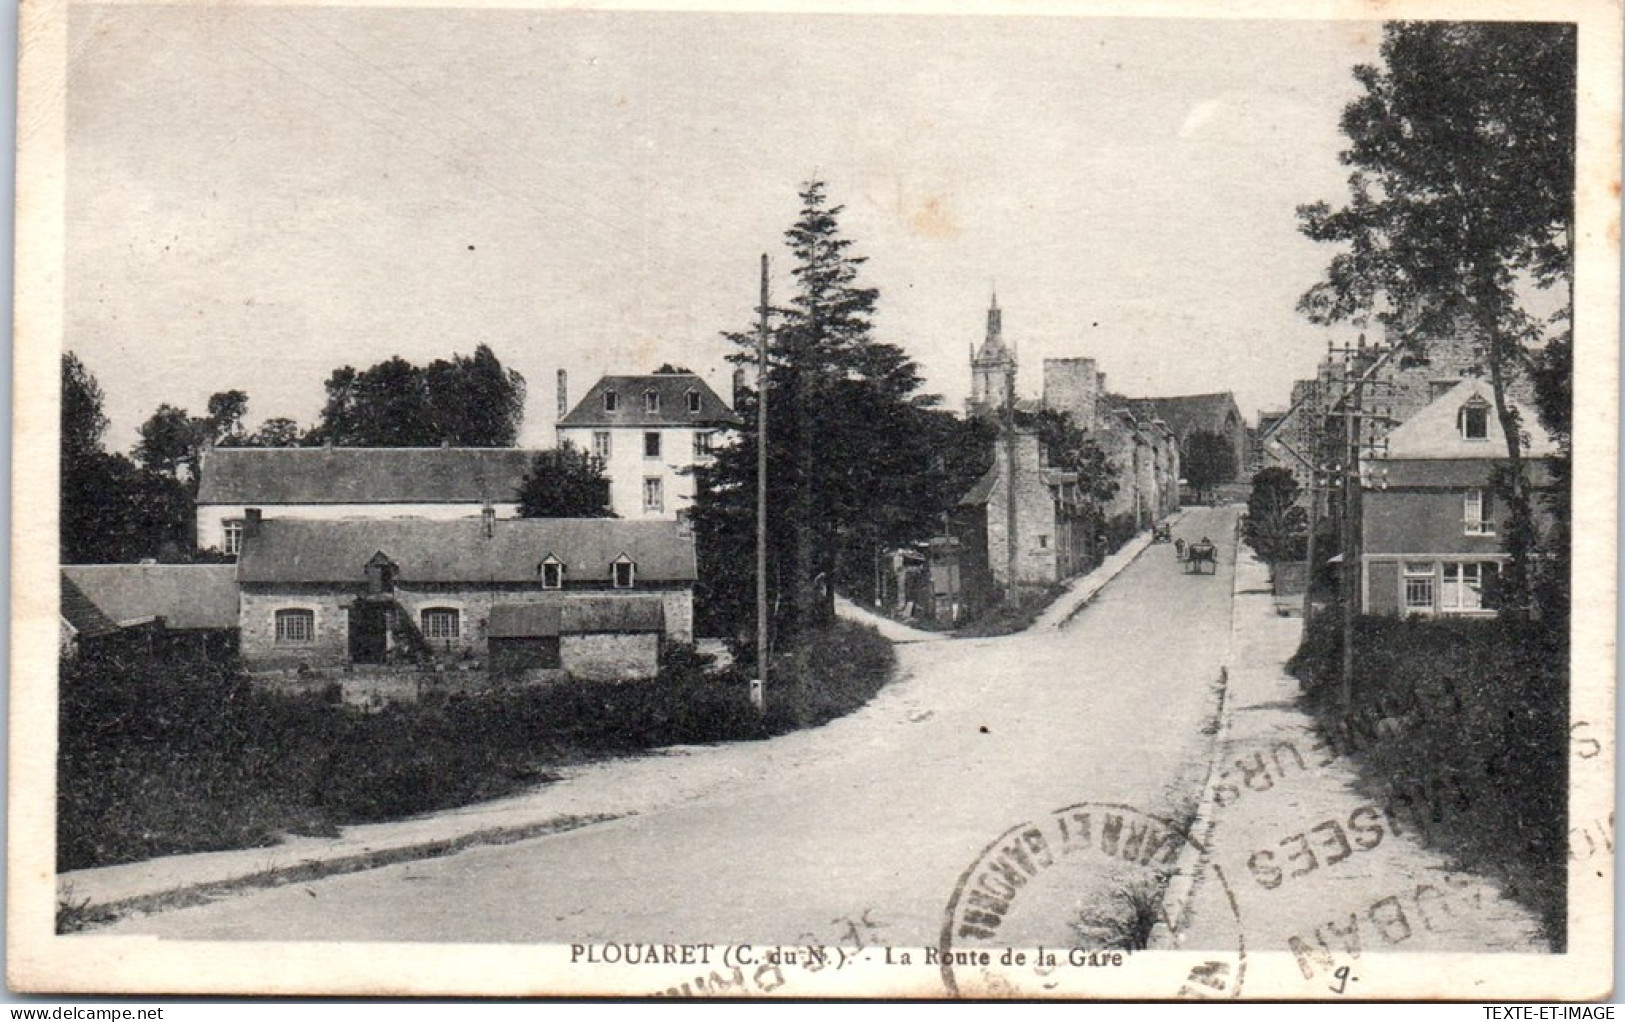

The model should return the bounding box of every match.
[968,292,1017,417]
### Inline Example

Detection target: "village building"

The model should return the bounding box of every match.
[1358,378,1557,617]
[1126,392,1249,488]
[59,564,240,660]
[555,370,742,521]
[234,513,695,681]
[194,446,542,556]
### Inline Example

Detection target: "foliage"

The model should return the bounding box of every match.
[1023,407,1119,510]
[241,416,309,448]
[60,354,194,563]
[135,390,259,480]
[1297,22,1575,616]
[314,344,525,447]
[1288,613,1567,947]
[691,181,973,646]
[516,445,615,518]
[59,621,895,874]
[1243,467,1308,567]
[1182,430,1233,502]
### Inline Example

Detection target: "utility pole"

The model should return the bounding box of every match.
[1004,364,1018,601]
[753,253,770,714]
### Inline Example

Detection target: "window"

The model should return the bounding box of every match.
[421,607,460,640]
[644,390,661,414]
[1441,562,1495,612]
[1038,534,1049,549]
[644,431,662,458]
[223,519,243,556]
[1458,399,1489,440]
[603,389,619,413]
[540,555,564,589]
[1464,489,1495,535]
[643,477,664,513]
[592,431,611,459]
[275,608,315,643]
[613,555,636,589]
[693,430,713,458]
[1403,562,1436,613]
[686,389,701,414]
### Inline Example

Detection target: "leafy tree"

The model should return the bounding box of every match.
[516,445,614,518]
[315,345,525,446]
[1183,430,1234,503]
[690,181,951,648]
[60,354,192,563]
[243,417,309,448]
[1244,467,1310,573]
[205,390,249,445]
[1297,22,1575,617]
[653,364,694,375]
[1026,407,1119,512]
[135,404,202,479]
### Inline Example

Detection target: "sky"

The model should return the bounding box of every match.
[65,6,1381,451]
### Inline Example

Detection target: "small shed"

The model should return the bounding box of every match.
[489,597,666,682]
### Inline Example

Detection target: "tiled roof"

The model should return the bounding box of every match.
[489,597,665,637]
[60,574,120,637]
[558,374,743,428]
[237,518,697,585]
[61,564,241,630]
[958,464,999,506]
[196,447,542,505]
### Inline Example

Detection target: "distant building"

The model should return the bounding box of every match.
[195,446,541,556]
[953,430,1095,599]
[966,295,1019,418]
[1127,393,1248,486]
[1359,379,1557,616]
[234,513,695,679]
[555,371,742,521]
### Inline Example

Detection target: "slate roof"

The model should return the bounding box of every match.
[195,447,542,505]
[489,597,665,637]
[60,574,120,637]
[1127,393,1243,438]
[61,564,241,630]
[558,374,743,428]
[237,518,697,584]
[1379,378,1558,461]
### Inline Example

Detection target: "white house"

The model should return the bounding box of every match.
[555,371,742,520]
[194,446,542,555]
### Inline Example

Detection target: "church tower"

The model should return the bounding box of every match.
[967,293,1016,417]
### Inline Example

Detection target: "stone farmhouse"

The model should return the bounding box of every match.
[235,512,695,680]
[555,370,742,521]
[195,446,541,555]
[60,564,239,661]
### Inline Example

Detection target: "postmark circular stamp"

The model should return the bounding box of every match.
[938,801,1247,998]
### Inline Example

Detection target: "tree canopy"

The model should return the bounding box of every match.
[690,181,984,650]
[315,344,525,447]
[1297,21,1575,616]
[1182,430,1234,503]
[1243,467,1309,569]
[516,446,614,518]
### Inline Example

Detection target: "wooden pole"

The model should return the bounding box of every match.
[754,254,770,713]
[1004,365,1018,600]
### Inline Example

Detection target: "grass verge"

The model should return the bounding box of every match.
[1288,613,1567,948]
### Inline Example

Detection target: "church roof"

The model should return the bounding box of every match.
[1127,393,1243,438]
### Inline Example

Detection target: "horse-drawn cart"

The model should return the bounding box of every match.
[1185,539,1217,574]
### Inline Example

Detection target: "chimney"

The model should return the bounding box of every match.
[244,508,263,540]
[557,369,569,420]
[732,367,746,408]
[482,504,495,539]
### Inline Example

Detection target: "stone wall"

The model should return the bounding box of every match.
[240,585,353,670]
[985,431,1060,587]
[1042,358,1102,427]
[563,632,660,682]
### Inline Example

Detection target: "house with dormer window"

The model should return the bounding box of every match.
[554,370,742,520]
[1359,379,1558,616]
[234,512,694,680]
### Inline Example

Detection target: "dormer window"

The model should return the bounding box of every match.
[603,389,619,413]
[612,554,636,589]
[644,390,661,414]
[364,552,398,594]
[1458,398,1489,440]
[686,389,701,414]
[539,554,564,589]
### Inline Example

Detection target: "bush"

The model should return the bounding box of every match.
[59,624,900,871]
[1288,613,1568,947]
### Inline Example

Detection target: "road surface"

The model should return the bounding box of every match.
[100,507,1239,945]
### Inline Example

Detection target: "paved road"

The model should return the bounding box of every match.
[101,507,1239,946]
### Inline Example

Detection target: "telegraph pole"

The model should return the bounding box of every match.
[1004,364,1018,600]
[753,254,770,714]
